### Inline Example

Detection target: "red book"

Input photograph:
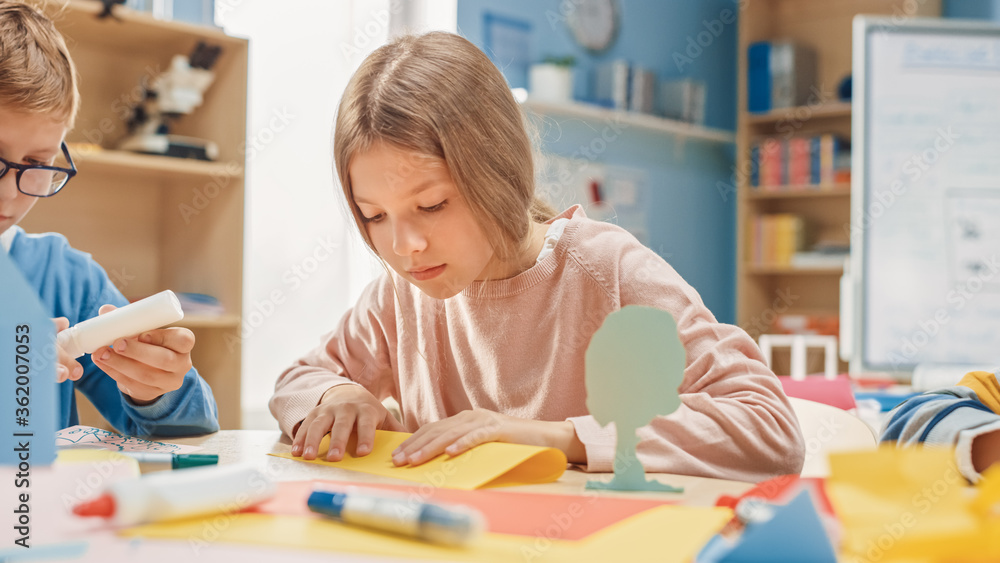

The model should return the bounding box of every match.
[761,138,783,189]
[788,137,811,187]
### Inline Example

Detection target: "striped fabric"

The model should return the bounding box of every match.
[881,371,1000,482]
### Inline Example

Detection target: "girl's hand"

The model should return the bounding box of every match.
[90,304,194,405]
[292,384,405,461]
[391,408,586,467]
[52,317,84,383]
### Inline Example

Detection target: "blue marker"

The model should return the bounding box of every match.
[307,488,485,546]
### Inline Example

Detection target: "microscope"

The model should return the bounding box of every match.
[118,41,223,161]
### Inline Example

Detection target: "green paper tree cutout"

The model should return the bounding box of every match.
[585,305,685,492]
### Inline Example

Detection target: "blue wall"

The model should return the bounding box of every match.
[943,0,1000,19]
[458,0,739,323]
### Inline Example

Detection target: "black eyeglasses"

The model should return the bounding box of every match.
[0,142,77,197]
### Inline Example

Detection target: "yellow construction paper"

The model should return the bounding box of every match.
[123,503,731,563]
[827,447,989,561]
[271,430,567,490]
[973,464,1000,516]
[56,448,140,476]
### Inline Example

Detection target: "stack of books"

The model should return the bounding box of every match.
[790,239,850,269]
[773,313,840,337]
[747,41,817,113]
[748,213,806,266]
[175,292,225,316]
[750,134,850,190]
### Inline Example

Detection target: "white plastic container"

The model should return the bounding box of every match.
[56,289,185,358]
[529,63,574,103]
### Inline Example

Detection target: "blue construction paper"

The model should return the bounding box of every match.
[853,391,921,412]
[719,490,837,563]
[0,247,57,465]
[0,540,88,561]
[695,533,737,563]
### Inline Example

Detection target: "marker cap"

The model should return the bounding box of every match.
[307,491,347,518]
[172,454,220,470]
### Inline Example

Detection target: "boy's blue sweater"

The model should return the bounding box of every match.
[8,227,219,436]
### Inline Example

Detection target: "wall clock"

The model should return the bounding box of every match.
[566,0,620,53]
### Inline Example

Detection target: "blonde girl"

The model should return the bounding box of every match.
[270,32,804,481]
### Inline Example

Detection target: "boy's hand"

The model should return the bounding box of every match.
[52,317,84,383]
[390,409,586,466]
[90,304,194,405]
[972,428,1000,474]
[291,384,405,461]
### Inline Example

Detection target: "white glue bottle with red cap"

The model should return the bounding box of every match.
[72,464,275,526]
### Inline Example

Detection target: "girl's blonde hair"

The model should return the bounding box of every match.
[334,31,556,263]
[0,1,79,127]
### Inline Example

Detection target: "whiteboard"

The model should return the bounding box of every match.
[852,16,1000,373]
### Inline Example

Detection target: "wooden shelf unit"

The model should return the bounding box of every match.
[745,101,853,125]
[520,98,735,144]
[22,1,248,430]
[745,183,851,200]
[736,0,940,352]
[69,146,243,179]
[745,265,844,276]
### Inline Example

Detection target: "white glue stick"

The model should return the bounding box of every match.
[72,464,276,526]
[56,289,185,358]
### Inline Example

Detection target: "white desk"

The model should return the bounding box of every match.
[8,431,756,563]
[166,430,756,506]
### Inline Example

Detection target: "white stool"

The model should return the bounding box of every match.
[758,334,838,381]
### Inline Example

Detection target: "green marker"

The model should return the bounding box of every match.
[118,451,219,469]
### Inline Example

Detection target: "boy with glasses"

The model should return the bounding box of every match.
[0,1,218,436]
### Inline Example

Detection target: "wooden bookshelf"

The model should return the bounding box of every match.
[21,1,247,429]
[736,0,940,374]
